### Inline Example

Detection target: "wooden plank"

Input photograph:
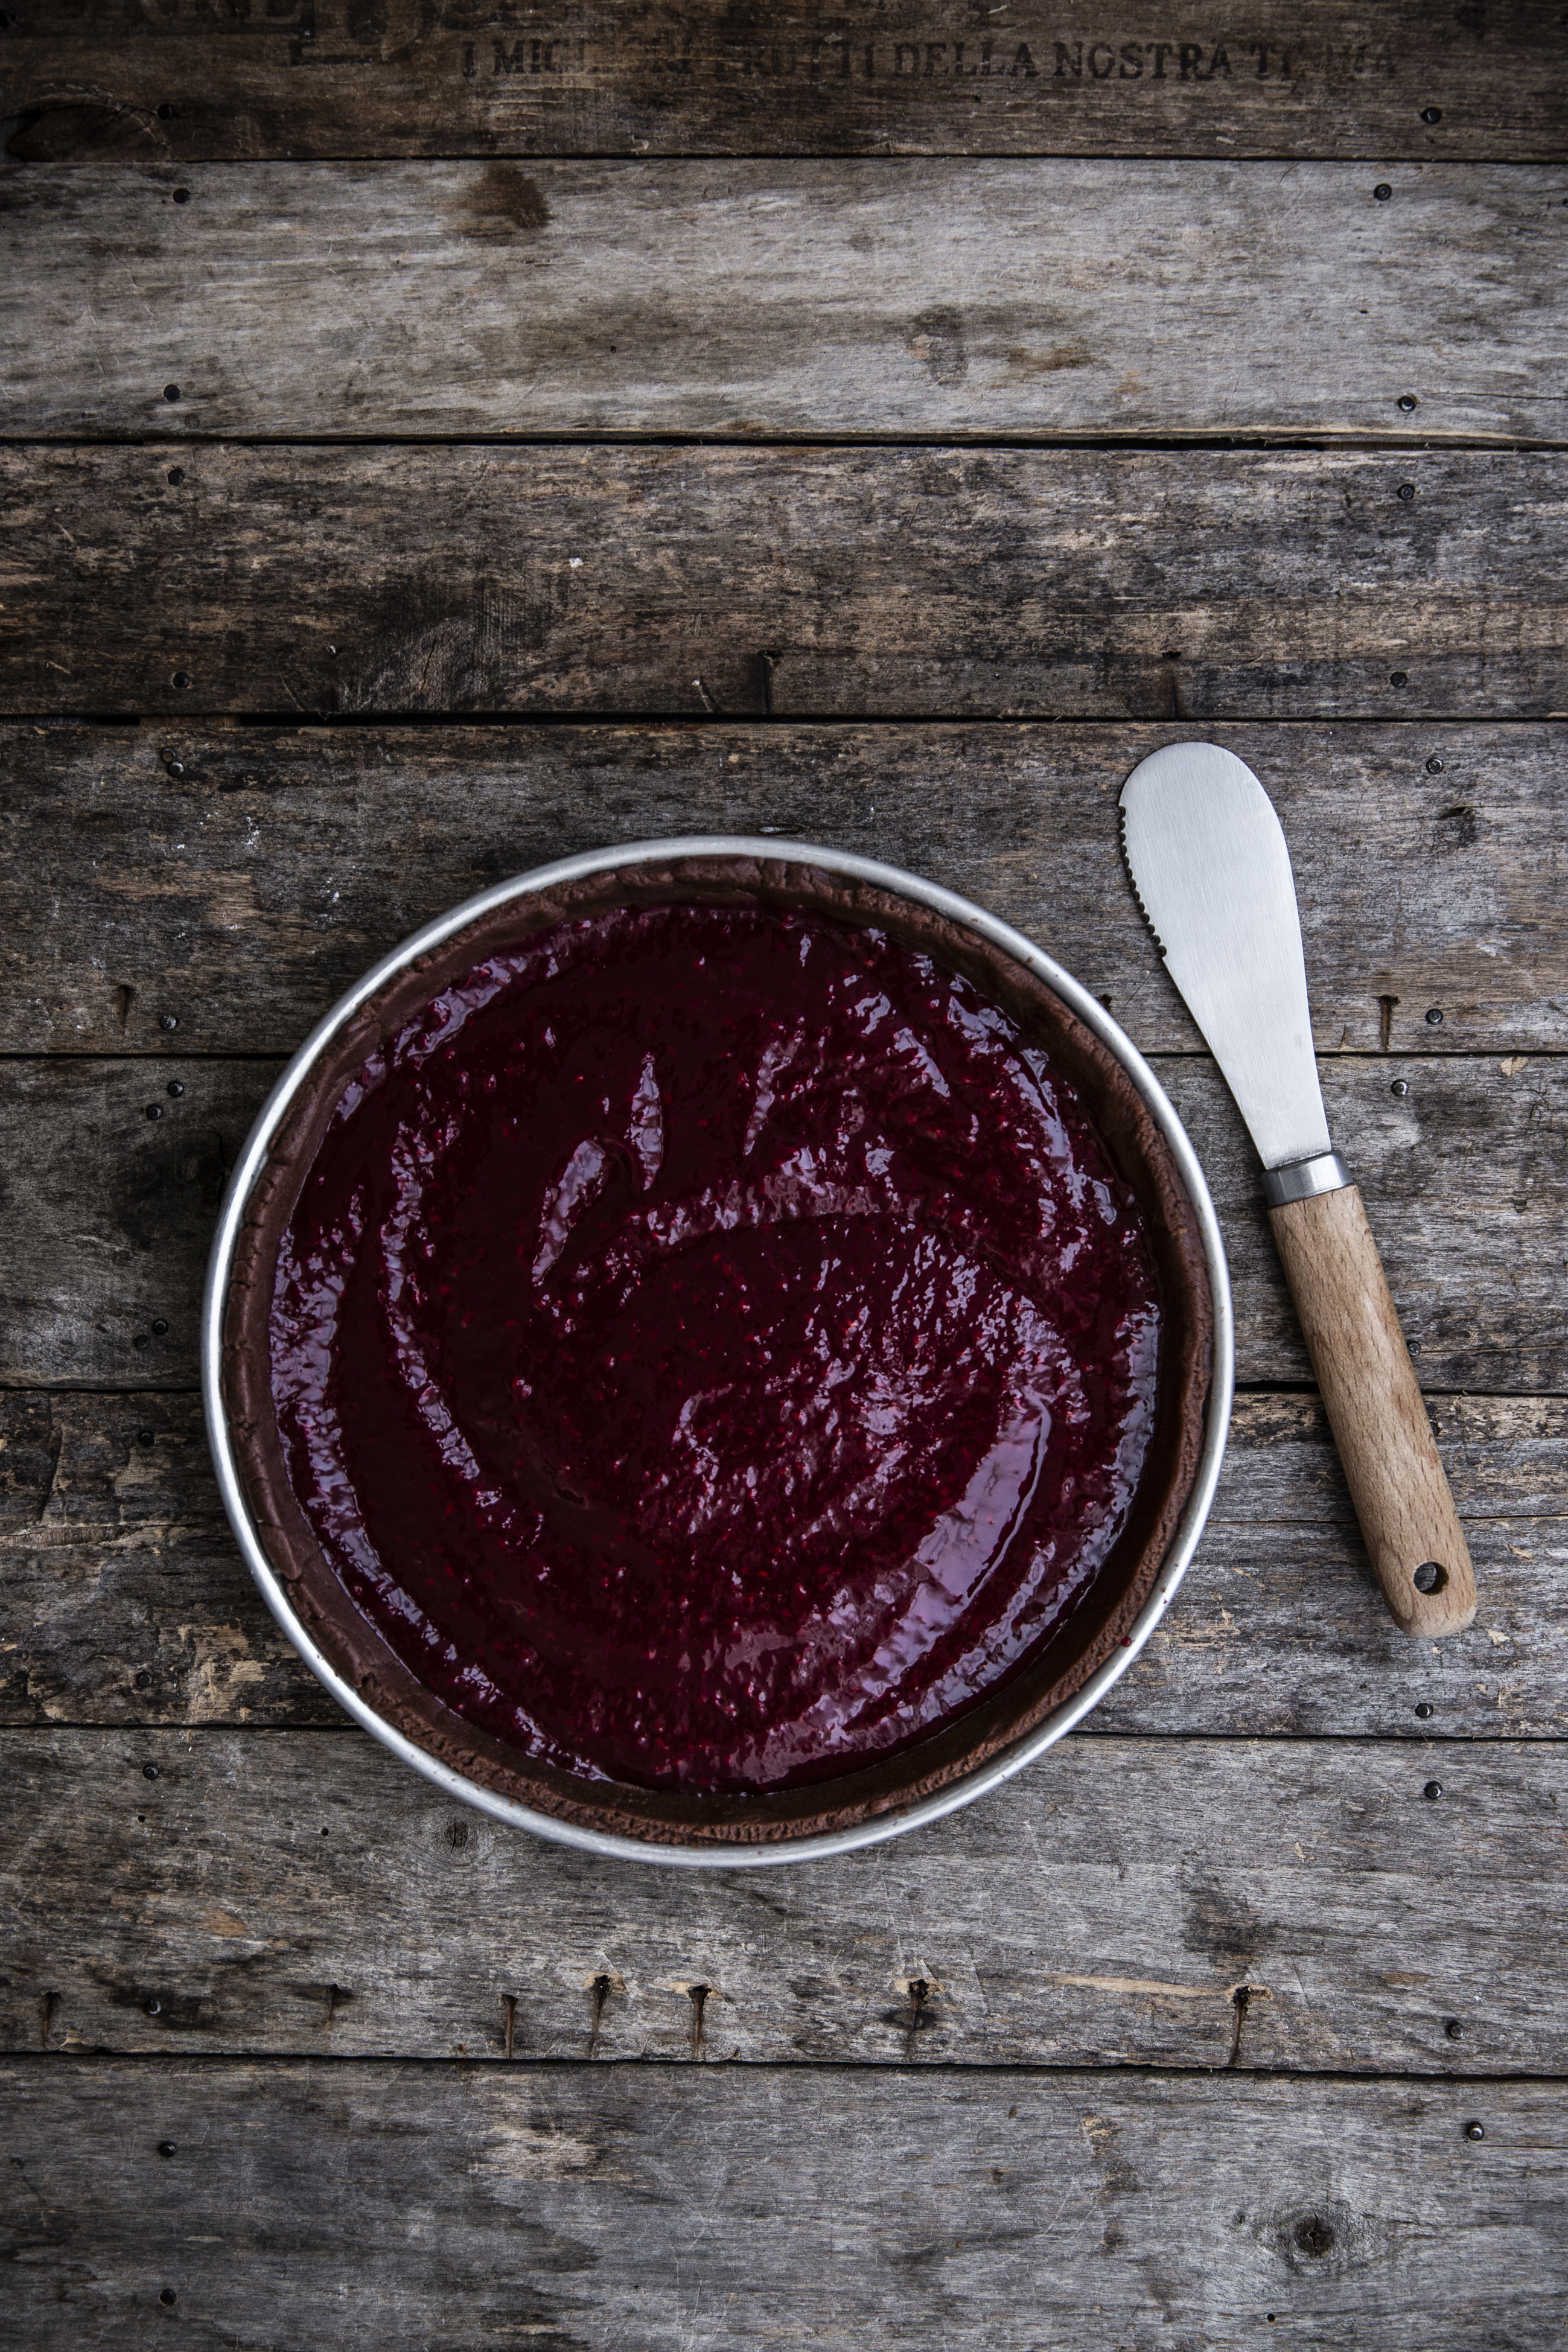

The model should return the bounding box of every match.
[7,3,1567,164]
[4,721,1563,1059]
[1156,1050,1568,1395]
[5,2066,1563,2352]
[4,163,1564,442]
[3,1389,1560,1739]
[1162,1048,1568,1394]
[5,448,1566,721]
[2,1050,1561,1392]
[4,1729,1566,2074]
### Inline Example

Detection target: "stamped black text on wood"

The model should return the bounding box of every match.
[4,3,1564,159]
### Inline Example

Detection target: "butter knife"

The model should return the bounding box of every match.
[1120,741,1476,1639]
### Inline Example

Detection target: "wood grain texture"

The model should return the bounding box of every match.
[1158,1051,1568,1395]
[2,1,1563,2310]
[2,1389,1559,1739]
[4,722,1563,1058]
[4,1729,1566,2073]
[4,163,1566,442]
[1270,1183,1478,1639]
[7,2,1566,163]
[4,2062,1563,2352]
[2,1050,1560,1392]
[0,1377,1555,1741]
[7,448,1564,723]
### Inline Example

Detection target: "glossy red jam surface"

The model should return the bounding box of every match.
[270,902,1161,1794]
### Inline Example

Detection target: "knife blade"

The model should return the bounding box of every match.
[1120,742,1331,1175]
[1120,741,1476,1640]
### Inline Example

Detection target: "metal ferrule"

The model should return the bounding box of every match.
[1263,1151,1354,1209]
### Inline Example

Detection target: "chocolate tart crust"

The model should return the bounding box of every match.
[223,857,1216,1845]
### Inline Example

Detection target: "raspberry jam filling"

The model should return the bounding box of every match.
[270,902,1161,1795]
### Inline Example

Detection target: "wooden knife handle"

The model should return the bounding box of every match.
[1267,1182,1476,1638]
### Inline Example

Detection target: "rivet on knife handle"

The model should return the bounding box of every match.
[1119,741,1477,1640]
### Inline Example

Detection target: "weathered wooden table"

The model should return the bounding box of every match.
[2,9,1566,2345]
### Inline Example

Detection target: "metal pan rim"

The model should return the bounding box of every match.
[202,834,1234,1868]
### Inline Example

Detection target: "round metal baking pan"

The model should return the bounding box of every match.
[203,837,1233,1867]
